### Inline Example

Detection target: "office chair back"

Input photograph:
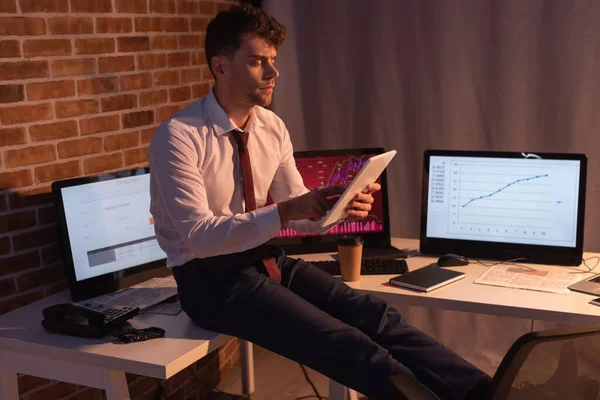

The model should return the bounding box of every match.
[488,324,600,400]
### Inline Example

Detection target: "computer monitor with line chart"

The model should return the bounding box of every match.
[419,150,587,266]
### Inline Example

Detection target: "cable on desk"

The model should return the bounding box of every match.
[401,250,600,275]
[405,252,539,273]
[543,255,600,275]
[470,257,536,271]
[411,252,536,271]
[472,256,600,276]
[406,250,600,280]
[582,256,600,273]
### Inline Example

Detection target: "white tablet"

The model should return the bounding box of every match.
[319,150,397,228]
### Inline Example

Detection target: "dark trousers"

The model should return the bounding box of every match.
[172,246,488,400]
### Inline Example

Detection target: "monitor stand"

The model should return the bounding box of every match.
[362,245,407,260]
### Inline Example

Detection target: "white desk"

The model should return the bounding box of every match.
[295,237,600,399]
[298,238,600,325]
[0,291,254,400]
[1,238,599,400]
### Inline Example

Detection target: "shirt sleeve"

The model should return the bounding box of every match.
[268,125,337,234]
[148,124,282,259]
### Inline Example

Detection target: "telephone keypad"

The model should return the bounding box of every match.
[81,302,139,323]
[42,302,141,338]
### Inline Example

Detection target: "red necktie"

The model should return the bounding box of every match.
[233,131,282,284]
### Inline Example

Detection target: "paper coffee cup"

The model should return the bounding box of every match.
[337,235,364,282]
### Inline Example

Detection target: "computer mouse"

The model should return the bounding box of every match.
[437,254,469,267]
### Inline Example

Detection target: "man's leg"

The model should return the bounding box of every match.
[173,255,415,400]
[278,254,490,400]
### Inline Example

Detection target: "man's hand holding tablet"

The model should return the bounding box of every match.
[342,182,382,222]
[317,150,397,228]
[276,150,396,228]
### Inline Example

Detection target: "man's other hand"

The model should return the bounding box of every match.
[344,183,381,222]
[277,186,345,225]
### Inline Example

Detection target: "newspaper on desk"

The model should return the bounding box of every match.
[78,276,181,313]
[474,265,593,294]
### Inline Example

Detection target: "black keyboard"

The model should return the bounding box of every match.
[312,259,408,276]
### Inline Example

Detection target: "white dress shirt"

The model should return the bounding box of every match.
[148,90,328,268]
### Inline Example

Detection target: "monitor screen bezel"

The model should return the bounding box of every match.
[266,147,393,254]
[419,150,587,266]
[52,167,167,302]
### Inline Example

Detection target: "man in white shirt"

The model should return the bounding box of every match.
[148,4,491,400]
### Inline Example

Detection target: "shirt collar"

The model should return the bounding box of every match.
[204,89,265,136]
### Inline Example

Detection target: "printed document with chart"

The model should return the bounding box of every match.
[474,265,592,294]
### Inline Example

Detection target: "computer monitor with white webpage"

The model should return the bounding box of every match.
[53,168,167,301]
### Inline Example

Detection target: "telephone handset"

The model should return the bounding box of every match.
[41,302,140,338]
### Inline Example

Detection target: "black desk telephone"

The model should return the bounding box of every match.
[41,302,140,338]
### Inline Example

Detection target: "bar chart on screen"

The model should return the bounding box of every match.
[277,215,383,237]
[296,154,372,188]
[435,158,581,247]
[274,154,385,238]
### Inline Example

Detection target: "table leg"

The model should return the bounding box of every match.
[239,340,255,396]
[0,369,18,400]
[102,370,129,400]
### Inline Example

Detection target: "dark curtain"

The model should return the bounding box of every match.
[266,0,600,251]
[264,0,599,373]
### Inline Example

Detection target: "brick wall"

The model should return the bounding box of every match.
[0,0,241,398]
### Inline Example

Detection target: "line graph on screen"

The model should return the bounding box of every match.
[426,156,581,247]
[453,166,553,233]
[446,161,575,240]
[460,174,549,208]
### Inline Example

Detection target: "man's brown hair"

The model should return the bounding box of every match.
[205,3,286,77]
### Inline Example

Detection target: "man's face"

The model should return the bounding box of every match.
[226,35,279,107]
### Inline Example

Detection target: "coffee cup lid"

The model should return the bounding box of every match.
[337,235,364,246]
